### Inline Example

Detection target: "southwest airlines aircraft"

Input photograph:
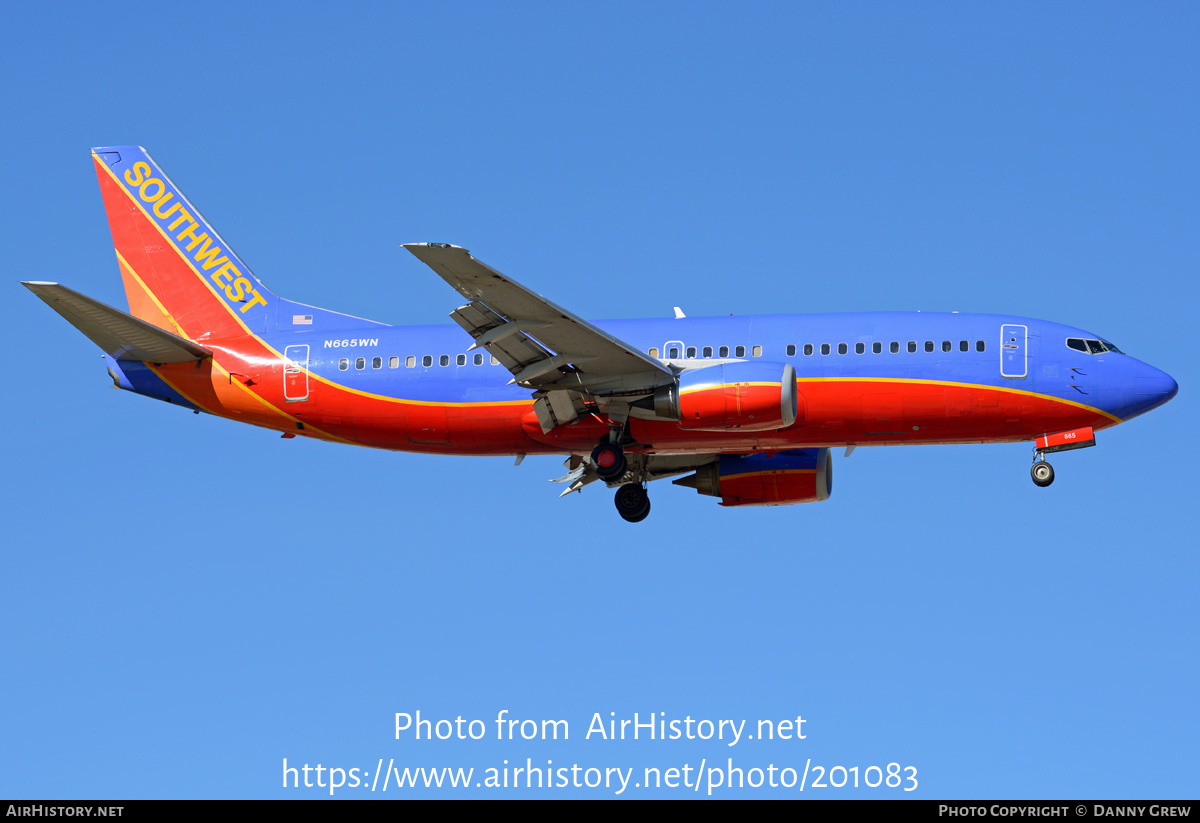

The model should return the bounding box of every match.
[25,147,1179,522]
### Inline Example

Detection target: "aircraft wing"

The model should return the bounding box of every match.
[23,281,212,363]
[403,244,673,397]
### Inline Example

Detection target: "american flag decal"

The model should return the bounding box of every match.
[293,315,313,325]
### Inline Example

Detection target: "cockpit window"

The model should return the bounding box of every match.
[1067,337,1121,355]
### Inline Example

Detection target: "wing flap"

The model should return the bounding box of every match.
[449,301,552,374]
[23,281,212,363]
[405,243,672,393]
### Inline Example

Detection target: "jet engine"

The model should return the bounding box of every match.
[654,362,797,432]
[674,448,832,507]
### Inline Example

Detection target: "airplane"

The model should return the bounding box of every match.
[24,146,1179,522]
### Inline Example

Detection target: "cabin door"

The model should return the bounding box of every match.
[283,344,310,401]
[1000,325,1027,379]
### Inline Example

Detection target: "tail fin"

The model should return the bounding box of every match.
[91,146,277,340]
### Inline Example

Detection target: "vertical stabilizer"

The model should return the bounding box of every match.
[91,146,276,340]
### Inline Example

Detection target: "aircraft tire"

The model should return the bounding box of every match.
[1031,461,1055,487]
[592,441,627,481]
[614,483,650,522]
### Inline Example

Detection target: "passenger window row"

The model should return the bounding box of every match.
[336,336,997,372]
[785,340,987,356]
[647,345,764,359]
[337,353,502,371]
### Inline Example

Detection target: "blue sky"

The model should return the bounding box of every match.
[1,1,1196,798]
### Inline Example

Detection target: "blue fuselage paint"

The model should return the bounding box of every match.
[245,304,1176,424]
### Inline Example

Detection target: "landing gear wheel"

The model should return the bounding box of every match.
[591,441,627,481]
[1031,461,1055,487]
[614,483,651,523]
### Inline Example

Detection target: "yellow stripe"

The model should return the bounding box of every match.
[676,374,1120,425]
[796,376,1122,425]
[115,250,186,337]
[304,364,529,408]
[679,381,779,395]
[146,359,355,445]
[142,365,213,415]
[94,156,1123,425]
[95,154,262,338]
[95,153,530,411]
[114,245,353,444]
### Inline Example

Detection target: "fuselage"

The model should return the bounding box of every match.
[41,144,1177,520]
[108,306,1178,457]
[80,144,1178,465]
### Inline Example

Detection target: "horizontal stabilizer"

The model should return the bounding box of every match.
[22,281,211,363]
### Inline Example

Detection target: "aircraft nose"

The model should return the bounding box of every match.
[1134,363,1178,408]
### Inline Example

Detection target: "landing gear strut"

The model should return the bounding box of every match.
[1031,457,1055,487]
[614,483,651,522]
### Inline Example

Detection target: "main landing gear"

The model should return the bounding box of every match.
[591,440,627,481]
[590,418,651,522]
[1031,455,1055,487]
[614,483,651,523]
[589,436,651,522]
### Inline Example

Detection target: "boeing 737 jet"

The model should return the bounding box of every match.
[24,147,1179,521]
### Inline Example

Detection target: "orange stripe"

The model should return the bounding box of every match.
[97,156,529,411]
[95,156,1124,426]
[115,252,354,444]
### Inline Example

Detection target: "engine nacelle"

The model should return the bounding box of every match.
[654,362,797,432]
[675,448,833,507]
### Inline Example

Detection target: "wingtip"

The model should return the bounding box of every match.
[402,242,469,254]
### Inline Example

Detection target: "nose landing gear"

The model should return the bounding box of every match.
[1031,458,1055,487]
[1028,427,1095,487]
